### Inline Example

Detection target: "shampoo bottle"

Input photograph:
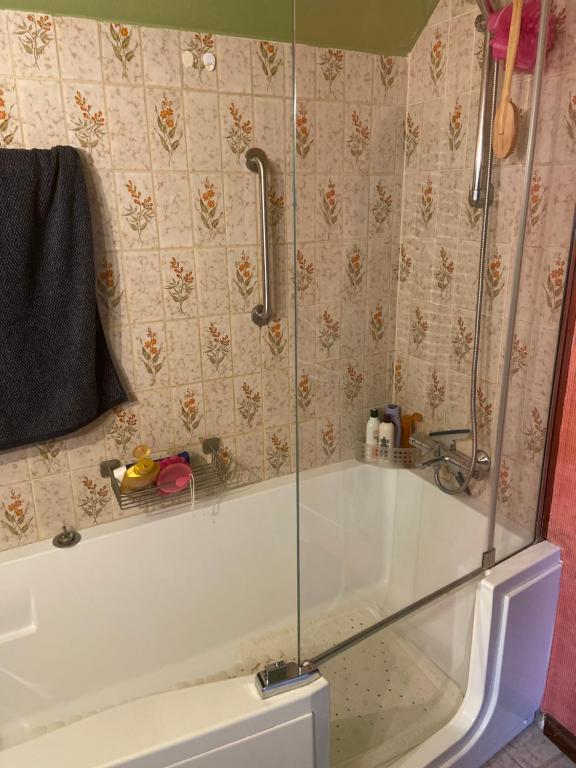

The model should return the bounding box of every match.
[384,404,402,447]
[379,414,395,452]
[366,408,380,457]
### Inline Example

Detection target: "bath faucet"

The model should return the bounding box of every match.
[410,430,491,481]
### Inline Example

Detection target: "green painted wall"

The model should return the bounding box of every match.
[0,0,438,54]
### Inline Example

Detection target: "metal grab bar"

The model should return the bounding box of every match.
[245,147,273,327]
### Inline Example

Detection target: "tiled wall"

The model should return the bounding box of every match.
[392,0,576,535]
[0,10,406,551]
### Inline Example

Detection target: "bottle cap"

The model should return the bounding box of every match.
[133,444,151,460]
[382,414,392,423]
[370,408,379,418]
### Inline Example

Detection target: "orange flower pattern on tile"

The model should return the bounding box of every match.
[528,172,547,232]
[294,249,315,297]
[435,247,454,295]
[427,369,445,417]
[106,23,138,79]
[429,30,445,94]
[267,433,289,475]
[123,180,155,241]
[297,373,313,413]
[394,358,404,394]
[139,327,165,383]
[477,386,493,435]
[225,102,252,160]
[524,407,546,461]
[566,92,576,145]
[79,477,110,523]
[166,256,194,314]
[234,251,256,308]
[453,316,473,368]
[205,322,231,373]
[371,182,393,234]
[319,48,344,93]
[346,110,370,164]
[0,89,17,146]
[321,421,337,458]
[411,306,428,353]
[511,334,528,376]
[238,382,262,428]
[180,389,202,434]
[183,33,214,82]
[448,99,463,151]
[370,303,385,346]
[217,444,233,478]
[377,56,396,94]
[498,460,512,504]
[344,364,363,405]
[268,189,285,233]
[544,255,566,314]
[345,244,364,298]
[266,319,287,364]
[319,310,340,356]
[72,91,105,158]
[196,177,224,240]
[36,439,61,471]
[485,254,505,307]
[1,489,34,543]
[405,113,420,164]
[394,244,413,283]
[14,13,52,67]
[257,41,283,89]
[420,177,434,224]
[97,259,123,312]
[108,407,138,455]
[296,102,313,161]
[155,95,182,163]
[320,178,340,231]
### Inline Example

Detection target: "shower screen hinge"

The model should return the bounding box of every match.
[255,660,321,699]
[482,547,496,569]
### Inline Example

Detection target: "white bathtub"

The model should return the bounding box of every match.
[0,461,561,767]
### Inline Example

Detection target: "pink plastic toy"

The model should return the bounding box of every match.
[488,0,557,72]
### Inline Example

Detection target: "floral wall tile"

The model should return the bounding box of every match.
[95,251,127,324]
[63,82,111,168]
[161,251,197,317]
[104,404,141,459]
[16,77,67,148]
[106,85,150,169]
[220,95,253,170]
[227,246,259,313]
[71,467,114,528]
[201,316,233,379]
[181,31,217,91]
[0,80,23,148]
[234,373,263,433]
[132,322,169,390]
[316,417,340,466]
[0,482,37,551]
[140,26,181,87]
[32,473,75,540]
[99,22,142,84]
[252,40,285,96]
[146,87,186,170]
[56,16,101,80]
[166,317,203,386]
[183,90,221,171]
[316,47,345,101]
[8,12,58,76]
[27,439,69,478]
[172,383,205,446]
[262,316,289,370]
[264,426,291,478]
[153,171,193,248]
[116,172,158,249]
[344,104,371,173]
[195,247,230,316]
[215,34,252,94]
[191,174,226,245]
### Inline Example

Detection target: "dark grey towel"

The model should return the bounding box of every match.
[0,146,128,451]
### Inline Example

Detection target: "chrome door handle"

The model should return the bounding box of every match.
[245,147,273,327]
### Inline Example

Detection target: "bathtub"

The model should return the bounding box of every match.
[0,461,561,767]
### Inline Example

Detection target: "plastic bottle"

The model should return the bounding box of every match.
[366,408,380,458]
[384,404,402,447]
[379,414,395,452]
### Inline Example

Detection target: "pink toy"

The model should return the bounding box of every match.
[156,463,192,495]
[488,0,557,72]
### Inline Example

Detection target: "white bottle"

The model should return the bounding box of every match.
[378,414,395,453]
[366,408,380,458]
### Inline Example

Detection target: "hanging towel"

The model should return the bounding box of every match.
[0,146,128,451]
